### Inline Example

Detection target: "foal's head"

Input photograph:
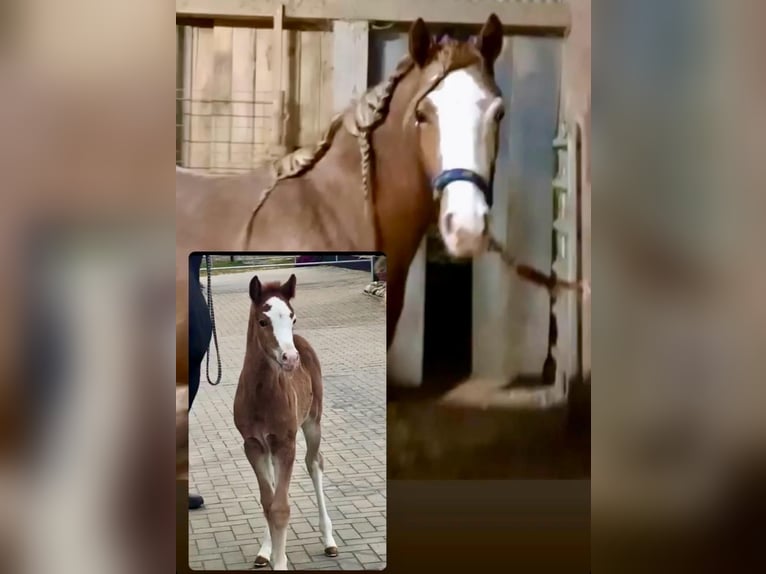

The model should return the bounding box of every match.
[249,274,300,372]
[406,14,505,258]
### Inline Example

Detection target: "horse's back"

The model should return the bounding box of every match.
[176,167,262,251]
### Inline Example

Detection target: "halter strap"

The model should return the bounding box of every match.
[431,168,493,205]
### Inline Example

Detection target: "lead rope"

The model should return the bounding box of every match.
[204,255,223,386]
[487,234,591,299]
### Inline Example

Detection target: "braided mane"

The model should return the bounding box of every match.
[270,55,415,181]
[241,40,482,248]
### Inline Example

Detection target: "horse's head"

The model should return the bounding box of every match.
[249,274,300,371]
[406,14,505,258]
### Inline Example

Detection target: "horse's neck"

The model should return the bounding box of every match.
[370,69,435,270]
[291,67,434,255]
[244,321,278,379]
[296,130,377,249]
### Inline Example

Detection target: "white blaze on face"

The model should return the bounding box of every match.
[263,296,298,368]
[426,66,503,257]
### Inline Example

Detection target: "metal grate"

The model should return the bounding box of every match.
[176,88,284,174]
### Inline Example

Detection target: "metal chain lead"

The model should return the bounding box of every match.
[204,255,223,386]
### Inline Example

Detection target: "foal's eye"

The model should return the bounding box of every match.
[414,109,427,125]
[259,319,268,327]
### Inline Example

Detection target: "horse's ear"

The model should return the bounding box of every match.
[408,18,432,67]
[249,275,262,304]
[282,273,297,300]
[477,13,503,68]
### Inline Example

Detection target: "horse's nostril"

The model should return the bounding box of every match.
[281,352,288,362]
[444,213,454,234]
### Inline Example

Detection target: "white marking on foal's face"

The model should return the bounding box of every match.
[263,296,298,369]
[426,65,504,258]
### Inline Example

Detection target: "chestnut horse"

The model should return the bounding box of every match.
[175,12,585,501]
[233,274,336,570]
[176,15,507,357]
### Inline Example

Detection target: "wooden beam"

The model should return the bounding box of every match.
[177,0,570,33]
[332,21,369,114]
[271,3,285,153]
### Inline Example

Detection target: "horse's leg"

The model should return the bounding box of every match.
[254,456,275,567]
[302,419,338,557]
[269,440,296,571]
[243,439,276,568]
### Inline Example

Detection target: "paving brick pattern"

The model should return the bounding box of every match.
[188,266,387,571]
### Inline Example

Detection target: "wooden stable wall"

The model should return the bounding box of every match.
[178,25,335,172]
[561,0,591,379]
[175,0,589,391]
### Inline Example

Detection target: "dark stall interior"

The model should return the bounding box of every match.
[422,258,473,393]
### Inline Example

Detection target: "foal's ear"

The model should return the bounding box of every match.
[282,273,297,300]
[249,275,263,304]
[408,18,433,68]
[477,13,503,68]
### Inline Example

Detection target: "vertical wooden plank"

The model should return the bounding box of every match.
[230,28,256,169]
[282,30,300,149]
[231,28,255,170]
[189,26,214,170]
[562,0,591,379]
[551,121,579,389]
[473,36,562,383]
[332,21,368,114]
[580,109,591,379]
[319,31,335,130]
[472,36,515,381]
[508,37,561,380]
[297,31,322,146]
[176,26,184,165]
[181,26,193,166]
[253,28,273,163]
[271,5,285,155]
[388,238,428,387]
[211,26,233,172]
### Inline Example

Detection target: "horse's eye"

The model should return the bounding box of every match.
[414,109,427,125]
[259,319,268,327]
[293,318,297,325]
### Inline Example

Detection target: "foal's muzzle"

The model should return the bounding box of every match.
[280,349,300,371]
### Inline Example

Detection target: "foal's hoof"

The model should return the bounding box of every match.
[324,546,338,558]
[253,556,269,568]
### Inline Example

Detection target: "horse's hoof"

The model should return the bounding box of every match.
[253,556,269,568]
[324,546,338,558]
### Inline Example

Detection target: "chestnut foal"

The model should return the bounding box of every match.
[233,273,338,570]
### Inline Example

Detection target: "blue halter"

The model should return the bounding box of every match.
[431,168,494,206]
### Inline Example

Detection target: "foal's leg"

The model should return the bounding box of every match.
[302,419,338,557]
[269,440,296,571]
[254,456,275,567]
[243,439,275,568]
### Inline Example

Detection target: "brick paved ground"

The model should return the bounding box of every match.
[188,266,387,571]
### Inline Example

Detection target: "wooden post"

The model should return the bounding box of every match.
[271,3,286,157]
[332,20,369,114]
[551,120,580,398]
